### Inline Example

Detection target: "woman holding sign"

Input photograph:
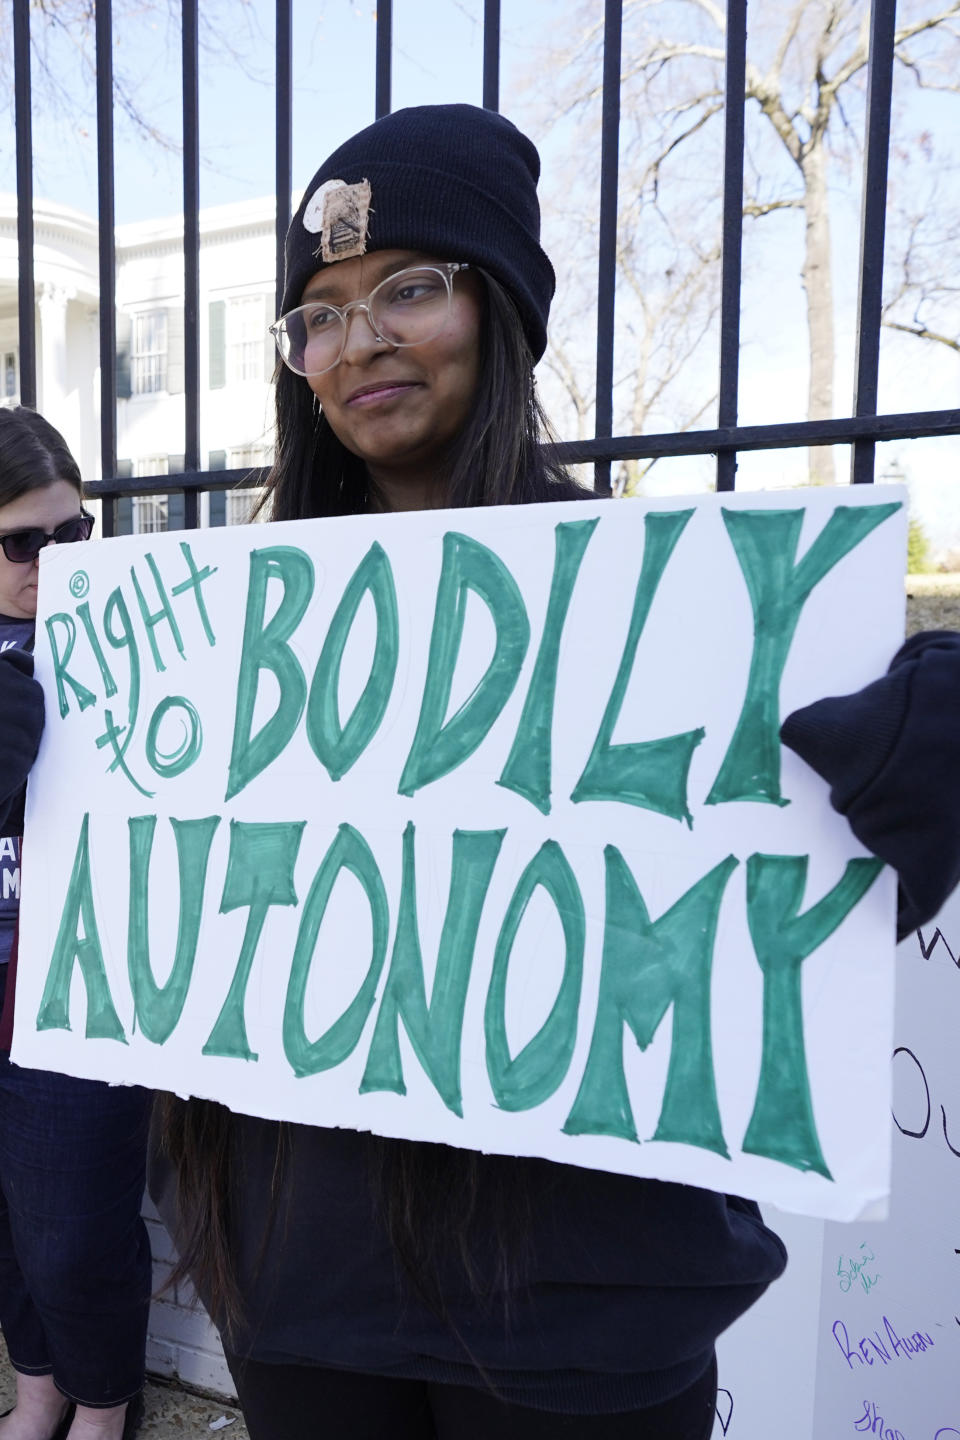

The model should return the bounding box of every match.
[151,105,781,1440]
[153,103,960,1439]
[0,408,150,1440]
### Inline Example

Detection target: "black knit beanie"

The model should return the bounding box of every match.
[281,104,554,362]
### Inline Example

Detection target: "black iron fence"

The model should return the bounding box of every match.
[10,0,960,530]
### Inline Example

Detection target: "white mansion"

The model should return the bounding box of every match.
[0,192,279,532]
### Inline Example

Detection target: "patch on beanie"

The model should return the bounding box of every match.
[302,178,372,263]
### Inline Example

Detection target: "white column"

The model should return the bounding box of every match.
[35,283,73,430]
[85,304,102,482]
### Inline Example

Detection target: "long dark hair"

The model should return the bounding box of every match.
[157,268,582,1335]
[0,406,83,507]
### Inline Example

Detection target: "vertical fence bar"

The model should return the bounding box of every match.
[276,0,293,320]
[96,0,118,537]
[593,0,622,496]
[375,0,392,119]
[182,0,200,528]
[716,0,747,493]
[850,0,897,486]
[13,0,37,410]
[482,0,501,112]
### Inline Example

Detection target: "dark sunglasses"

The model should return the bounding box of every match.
[0,510,95,564]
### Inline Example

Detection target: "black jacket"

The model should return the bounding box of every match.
[0,645,43,839]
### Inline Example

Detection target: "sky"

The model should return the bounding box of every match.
[3,0,533,221]
[1,0,958,555]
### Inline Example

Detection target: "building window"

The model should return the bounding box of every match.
[132,496,168,532]
[2,351,18,402]
[225,489,267,525]
[132,457,168,533]
[133,496,169,533]
[227,297,266,383]
[226,445,268,523]
[132,311,167,395]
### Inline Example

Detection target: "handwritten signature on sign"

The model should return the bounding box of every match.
[838,1243,881,1295]
[853,1404,960,1439]
[854,1399,905,1438]
[834,1313,934,1369]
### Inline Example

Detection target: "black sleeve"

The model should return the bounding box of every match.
[0,646,45,836]
[780,630,960,941]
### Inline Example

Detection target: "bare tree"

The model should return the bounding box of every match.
[882,175,960,353]
[533,0,960,484]
[0,0,267,166]
[538,116,724,491]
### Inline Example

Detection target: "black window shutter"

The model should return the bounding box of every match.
[167,492,185,530]
[114,459,133,535]
[209,491,226,527]
[116,312,132,399]
[209,300,226,389]
[208,450,227,525]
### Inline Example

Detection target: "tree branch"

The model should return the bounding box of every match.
[770,1,808,90]
[882,319,960,351]
[742,198,803,216]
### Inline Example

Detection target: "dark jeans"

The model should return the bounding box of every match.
[224,1352,719,1440]
[0,965,153,1407]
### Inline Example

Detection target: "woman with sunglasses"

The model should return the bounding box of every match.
[150,106,960,1440]
[0,407,151,1440]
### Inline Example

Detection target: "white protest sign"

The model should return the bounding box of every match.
[812,900,960,1438]
[711,891,960,1440]
[13,487,906,1220]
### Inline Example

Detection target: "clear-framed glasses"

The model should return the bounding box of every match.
[0,510,95,564]
[270,262,470,378]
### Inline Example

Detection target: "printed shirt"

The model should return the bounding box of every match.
[0,615,35,965]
